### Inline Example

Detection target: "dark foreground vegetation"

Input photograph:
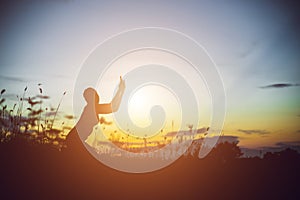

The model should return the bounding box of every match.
[0,138,299,200]
[1,87,300,199]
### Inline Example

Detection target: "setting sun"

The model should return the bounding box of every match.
[127,84,181,132]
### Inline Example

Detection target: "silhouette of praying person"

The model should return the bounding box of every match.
[66,76,125,156]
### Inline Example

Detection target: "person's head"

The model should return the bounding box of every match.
[83,88,99,104]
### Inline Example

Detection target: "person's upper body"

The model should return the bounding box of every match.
[66,77,125,151]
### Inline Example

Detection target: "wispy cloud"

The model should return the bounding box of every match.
[41,73,72,80]
[258,141,300,155]
[0,75,32,83]
[237,129,269,135]
[1,93,18,101]
[259,83,300,89]
[275,141,300,148]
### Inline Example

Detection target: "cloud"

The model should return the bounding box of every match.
[259,83,300,89]
[0,75,31,83]
[250,140,300,156]
[275,141,300,147]
[40,73,72,80]
[1,93,19,101]
[235,40,260,60]
[275,141,300,153]
[237,129,269,135]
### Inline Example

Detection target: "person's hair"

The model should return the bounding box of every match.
[83,88,99,104]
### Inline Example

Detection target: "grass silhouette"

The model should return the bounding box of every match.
[0,86,300,199]
[0,86,69,150]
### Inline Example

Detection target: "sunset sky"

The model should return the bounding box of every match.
[0,0,299,150]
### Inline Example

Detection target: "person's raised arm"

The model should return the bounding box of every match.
[96,76,125,114]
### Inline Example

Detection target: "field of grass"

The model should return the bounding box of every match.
[0,86,300,199]
[0,86,70,150]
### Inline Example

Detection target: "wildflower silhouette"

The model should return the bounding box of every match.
[0,85,68,148]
